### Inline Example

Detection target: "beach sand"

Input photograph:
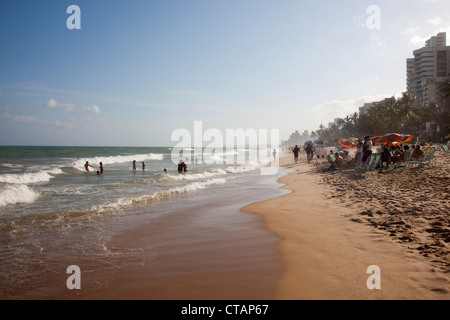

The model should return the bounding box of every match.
[243,150,449,299]
[81,149,449,300]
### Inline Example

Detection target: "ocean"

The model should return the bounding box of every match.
[0,146,288,299]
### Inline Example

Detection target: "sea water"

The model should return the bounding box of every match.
[0,146,288,299]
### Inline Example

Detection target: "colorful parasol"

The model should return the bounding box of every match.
[372,133,414,145]
[338,137,359,149]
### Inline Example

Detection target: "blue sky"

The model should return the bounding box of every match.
[1,0,449,146]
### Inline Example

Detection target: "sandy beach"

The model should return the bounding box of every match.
[76,148,450,301]
[243,150,450,299]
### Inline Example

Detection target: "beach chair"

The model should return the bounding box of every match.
[354,153,375,173]
[368,154,381,171]
[403,149,413,162]
[382,161,407,173]
[409,147,436,168]
[314,155,336,172]
[442,144,449,154]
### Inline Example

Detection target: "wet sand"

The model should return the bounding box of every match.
[80,176,288,300]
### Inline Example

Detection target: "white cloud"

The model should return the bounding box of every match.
[59,102,75,112]
[0,111,73,129]
[401,26,422,35]
[82,104,100,114]
[43,99,99,114]
[313,94,393,122]
[44,99,58,108]
[403,13,450,48]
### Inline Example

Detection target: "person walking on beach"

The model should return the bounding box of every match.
[293,145,300,162]
[305,144,315,163]
[362,136,373,162]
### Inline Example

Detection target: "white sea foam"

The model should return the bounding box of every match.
[162,168,228,181]
[72,153,164,171]
[0,185,39,207]
[224,164,260,173]
[92,178,226,213]
[0,168,64,184]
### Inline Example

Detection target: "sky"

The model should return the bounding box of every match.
[1,0,450,146]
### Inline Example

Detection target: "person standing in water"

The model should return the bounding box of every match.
[99,162,104,174]
[84,161,94,172]
[142,162,145,171]
[133,160,137,171]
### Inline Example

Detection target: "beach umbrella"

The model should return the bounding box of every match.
[371,133,402,145]
[338,138,358,149]
[400,134,414,144]
[304,141,313,145]
[373,133,414,146]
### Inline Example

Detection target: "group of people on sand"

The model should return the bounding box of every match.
[291,144,316,164]
[289,134,431,172]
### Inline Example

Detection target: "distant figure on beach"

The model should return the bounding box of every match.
[362,136,373,162]
[391,146,404,163]
[84,161,93,172]
[411,145,424,160]
[334,152,345,167]
[273,149,277,161]
[305,144,313,163]
[292,145,300,162]
[142,162,145,170]
[133,160,136,171]
[164,168,167,174]
[380,147,391,167]
[99,162,104,174]
[178,161,187,173]
[355,139,363,163]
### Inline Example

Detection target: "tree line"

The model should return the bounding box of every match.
[312,82,450,144]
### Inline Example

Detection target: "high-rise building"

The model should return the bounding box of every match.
[407,32,450,108]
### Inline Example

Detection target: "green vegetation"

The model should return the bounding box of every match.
[312,82,450,144]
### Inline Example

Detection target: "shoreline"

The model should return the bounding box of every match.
[243,152,450,299]
[58,151,449,300]
[77,166,291,300]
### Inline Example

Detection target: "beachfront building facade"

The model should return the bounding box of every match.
[407,32,450,108]
[358,102,376,115]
